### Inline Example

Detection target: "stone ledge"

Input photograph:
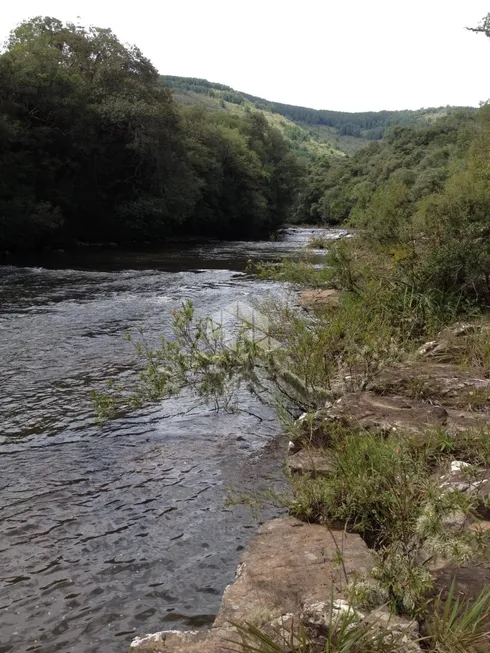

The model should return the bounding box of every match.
[130,517,373,652]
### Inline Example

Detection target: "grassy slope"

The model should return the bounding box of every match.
[164,76,476,156]
[172,89,344,161]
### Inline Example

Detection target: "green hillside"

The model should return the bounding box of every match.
[162,75,476,155]
[169,87,344,160]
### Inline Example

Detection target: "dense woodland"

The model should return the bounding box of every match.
[0,18,301,251]
[295,111,478,225]
[0,16,487,254]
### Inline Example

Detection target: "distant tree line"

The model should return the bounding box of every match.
[163,76,246,106]
[0,19,302,251]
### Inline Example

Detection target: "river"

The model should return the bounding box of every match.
[0,228,340,653]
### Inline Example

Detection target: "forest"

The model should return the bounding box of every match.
[0,18,301,251]
[0,16,485,254]
[295,111,478,225]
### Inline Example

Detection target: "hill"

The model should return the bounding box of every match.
[167,86,344,161]
[162,75,476,155]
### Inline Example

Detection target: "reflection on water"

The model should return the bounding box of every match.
[0,228,342,653]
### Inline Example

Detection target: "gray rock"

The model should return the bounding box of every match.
[363,607,422,653]
[439,461,490,519]
[288,449,333,476]
[129,628,238,653]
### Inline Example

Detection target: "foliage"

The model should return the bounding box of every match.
[92,287,404,422]
[0,18,302,251]
[170,86,342,161]
[294,111,476,225]
[294,107,490,310]
[468,12,490,38]
[290,428,488,615]
[231,583,490,653]
[181,108,302,237]
[162,75,473,146]
[90,22,490,652]
[306,234,331,249]
[425,581,490,653]
[0,17,192,249]
[231,611,406,653]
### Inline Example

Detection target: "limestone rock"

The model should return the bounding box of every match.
[297,289,340,310]
[363,607,422,652]
[214,517,373,628]
[301,598,364,630]
[364,607,419,638]
[440,462,490,519]
[288,449,333,476]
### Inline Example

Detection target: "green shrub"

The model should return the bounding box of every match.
[290,430,482,614]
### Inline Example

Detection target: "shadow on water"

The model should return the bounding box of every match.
[0,228,343,653]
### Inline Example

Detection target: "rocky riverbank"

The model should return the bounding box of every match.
[130,317,490,653]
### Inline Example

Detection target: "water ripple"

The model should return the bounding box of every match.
[0,230,335,652]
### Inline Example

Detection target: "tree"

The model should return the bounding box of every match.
[0,17,195,249]
[467,13,490,37]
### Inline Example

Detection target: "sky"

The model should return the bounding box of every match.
[2,1,490,112]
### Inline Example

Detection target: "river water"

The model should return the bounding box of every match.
[0,228,339,653]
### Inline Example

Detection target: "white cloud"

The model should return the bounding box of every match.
[2,0,489,111]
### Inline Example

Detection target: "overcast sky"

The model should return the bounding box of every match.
[2,1,490,112]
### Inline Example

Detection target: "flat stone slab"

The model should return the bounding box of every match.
[130,517,373,652]
[370,363,490,409]
[288,449,334,476]
[297,289,340,309]
[446,408,488,433]
[326,392,448,435]
[214,516,373,627]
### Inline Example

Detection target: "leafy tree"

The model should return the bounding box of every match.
[467,13,490,37]
[0,18,302,250]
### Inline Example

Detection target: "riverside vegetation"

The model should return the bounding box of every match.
[0,17,302,250]
[12,9,487,652]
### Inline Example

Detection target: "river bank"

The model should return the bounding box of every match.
[125,251,490,653]
[129,314,490,653]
